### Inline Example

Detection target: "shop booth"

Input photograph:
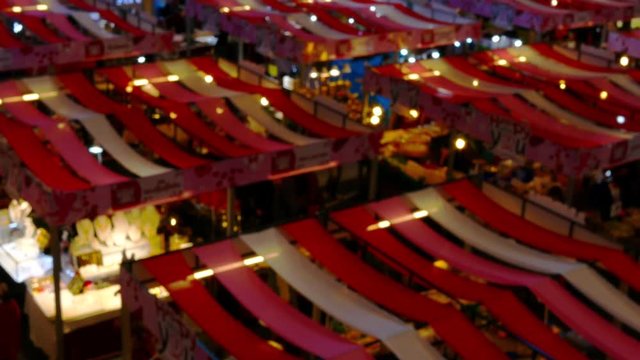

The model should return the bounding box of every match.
[0,53,379,359]
[121,179,637,360]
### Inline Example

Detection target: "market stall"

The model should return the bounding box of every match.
[608,29,640,59]
[0,0,172,72]
[0,53,380,359]
[365,44,640,177]
[437,0,633,32]
[122,179,638,359]
[191,0,480,63]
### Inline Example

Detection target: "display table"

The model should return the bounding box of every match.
[25,284,121,359]
[0,241,52,283]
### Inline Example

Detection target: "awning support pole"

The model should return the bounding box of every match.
[51,226,64,360]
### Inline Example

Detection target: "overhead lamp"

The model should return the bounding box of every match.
[518,56,527,62]
[454,41,461,47]
[215,107,224,115]
[22,93,39,102]
[514,39,523,47]
[370,115,381,125]
[260,97,270,106]
[472,79,479,87]
[348,17,355,24]
[11,6,22,13]
[491,35,500,43]
[220,7,230,13]
[169,112,177,119]
[599,91,608,100]
[36,4,48,11]
[169,217,177,226]
[551,0,558,6]
[372,105,383,117]
[377,220,390,228]
[620,55,630,67]
[496,59,508,66]
[12,22,22,34]
[88,145,104,154]
[604,169,612,178]
[433,70,441,76]
[408,56,416,64]
[400,48,409,56]
[369,5,376,12]
[434,259,449,270]
[243,255,264,266]
[125,85,133,93]
[204,74,214,83]
[454,137,466,150]
[413,209,428,219]
[406,73,420,80]
[465,37,473,44]
[192,268,214,280]
[329,66,340,77]
[166,74,180,82]
[431,51,440,59]
[559,80,566,90]
[409,109,419,119]
[132,78,149,86]
[137,56,146,64]
[616,115,626,124]
[310,14,317,22]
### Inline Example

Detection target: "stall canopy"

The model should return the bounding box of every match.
[365,44,640,176]
[0,56,378,225]
[0,0,172,71]
[194,241,373,360]
[193,0,480,62]
[129,183,640,359]
[370,194,640,359]
[439,0,633,32]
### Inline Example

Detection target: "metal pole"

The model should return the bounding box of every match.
[368,158,378,201]
[226,187,235,238]
[51,226,64,360]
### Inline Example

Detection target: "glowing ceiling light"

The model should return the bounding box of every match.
[431,51,440,59]
[551,0,558,6]
[169,217,177,226]
[22,93,39,101]
[472,79,479,87]
[329,66,340,77]
[400,48,408,56]
[369,5,376,11]
[166,74,180,82]
[260,97,270,106]
[88,145,104,154]
[454,137,466,150]
[132,78,149,86]
[243,255,264,266]
[496,59,508,66]
[620,55,630,67]
[408,56,416,63]
[12,22,22,34]
[407,73,420,80]
[137,56,146,64]
[220,6,230,13]
[36,4,48,11]
[413,209,429,219]
[559,80,566,90]
[491,35,500,43]
[370,115,381,125]
[377,220,391,228]
[169,112,177,119]
[409,109,419,119]
[514,39,523,47]
[616,115,626,124]
[518,56,527,62]
[193,268,214,280]
[433,70,441,76]
[204,74,214,83]
[11,6,22,13]
[454,41,461,47]
[372,106,383,117]
[310,14,317,22]
[604,169,612,178]
[599,91,608,100]
[348,17,355,24]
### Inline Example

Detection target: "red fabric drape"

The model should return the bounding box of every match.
[143,253,297,360]
[58,72,206,168]
[194,241,373,360]
[370,196,640,360]
[190,57,358,138]
[442,180,640,292]
[331,206,586,360]
[282,219,508,360]
[0,114,90,191]
[100,67,256,158]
